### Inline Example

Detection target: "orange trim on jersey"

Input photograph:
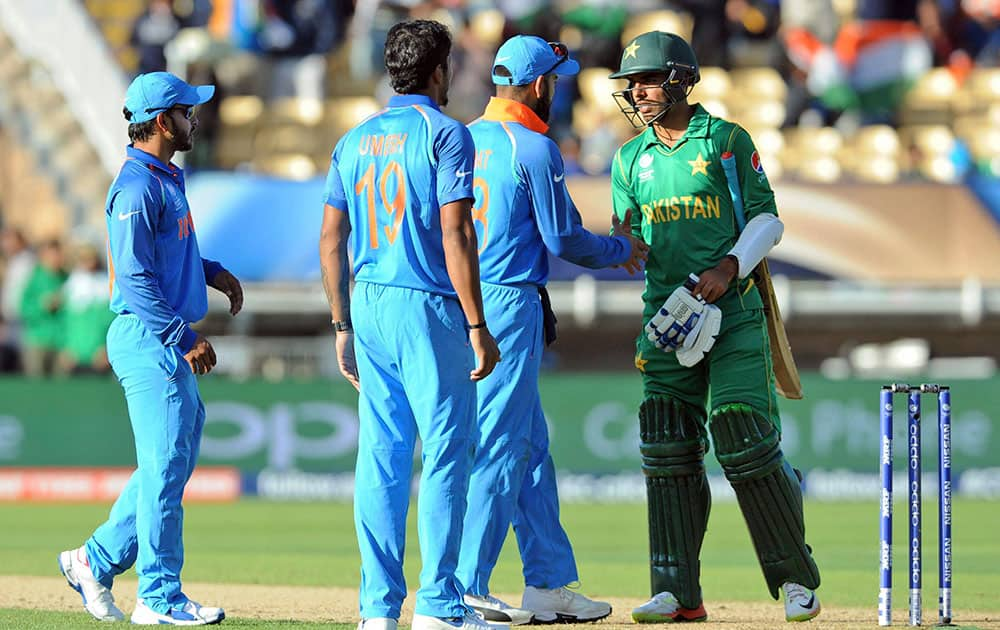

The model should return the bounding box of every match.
[481,97,549,135]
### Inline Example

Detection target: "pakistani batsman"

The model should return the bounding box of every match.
[608,31,822,623]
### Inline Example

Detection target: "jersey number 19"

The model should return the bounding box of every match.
[356,161,406,249]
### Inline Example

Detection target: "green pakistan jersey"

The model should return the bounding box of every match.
[611,104,776,319]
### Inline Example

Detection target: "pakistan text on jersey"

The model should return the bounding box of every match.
[358,133,408,157]
[640,195,722,224]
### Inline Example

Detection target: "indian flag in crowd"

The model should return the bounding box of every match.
[786,20,932,120]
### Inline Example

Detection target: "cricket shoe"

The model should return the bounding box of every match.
[58,546,125,622]
[131,598,225,625]
[782,583,820,622]
[357,618,398,630]
[631,591,707,623]
[412,611,508,630]
[521,586,611,624]
[466,594,534,625]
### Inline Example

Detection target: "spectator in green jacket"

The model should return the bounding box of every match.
[58,244,114,375]
[19,239,67,377]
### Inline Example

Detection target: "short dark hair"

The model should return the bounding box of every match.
[384,20,452,95]
[493,65,533,96]
[124,107,158,143]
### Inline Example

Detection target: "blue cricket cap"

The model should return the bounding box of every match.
[124,72,215,124]
[491,35,580,86]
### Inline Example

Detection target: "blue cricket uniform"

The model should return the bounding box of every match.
[457,97,629,594]
[86,145,224,613]
[324,94,478,620]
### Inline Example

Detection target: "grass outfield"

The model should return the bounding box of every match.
[0,499,998,628]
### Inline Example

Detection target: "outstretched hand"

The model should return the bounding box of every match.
[612,209,648,275]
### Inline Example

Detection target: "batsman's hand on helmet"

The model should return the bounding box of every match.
[470,327,501,381]
[335,331,359,391]
[611,209,649,275]
[646,274,722,366]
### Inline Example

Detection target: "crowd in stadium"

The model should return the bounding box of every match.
[114,0,1000,171]
[0,227,113,375]
[1,0,1000,376]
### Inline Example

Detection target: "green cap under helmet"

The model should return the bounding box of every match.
[609,31,700,81]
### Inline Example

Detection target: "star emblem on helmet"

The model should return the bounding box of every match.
[624,40,640,60]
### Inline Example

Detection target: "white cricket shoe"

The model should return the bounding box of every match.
[783,583,820,622]
[131,598,225,625]
[521,586,611,624]
[465,594,534,625]
[412,611,508,630]
[631,591,707,624]
[58,547,125,622]
[357,618,398,630]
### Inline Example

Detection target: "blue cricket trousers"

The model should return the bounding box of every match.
[457,283,578,595]
[85,314,205,614]
[351,282,478,620]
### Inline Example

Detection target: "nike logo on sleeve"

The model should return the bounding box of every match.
[456,169,471,179]
[553,173,565,182]
[118,210,142,221]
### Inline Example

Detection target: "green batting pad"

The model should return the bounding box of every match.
[639,396,711,609]
[709,403,821,597]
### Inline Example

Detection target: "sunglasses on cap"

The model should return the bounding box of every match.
[540,41,569,76]
[146,104,195,120]
[124,104,196,122]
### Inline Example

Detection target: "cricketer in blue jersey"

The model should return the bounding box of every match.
[457,36,647,625]
[58,72,240,626]
[318,20,501,630]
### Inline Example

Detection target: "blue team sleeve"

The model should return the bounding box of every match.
[202,258,224,284]
[434,121,475,207]
[525,141,629,268]
[323,141,348,210]
[109,185,198,352]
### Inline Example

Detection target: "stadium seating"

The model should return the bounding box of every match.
[8,0,1000,248]
[83,0,145,72]
[0,27,108,236]
[900,67,959,126]
[841,125,902,183]
[621,10,693,46]
[898,125,962,183]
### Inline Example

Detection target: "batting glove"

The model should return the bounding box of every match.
[646,274,707,352]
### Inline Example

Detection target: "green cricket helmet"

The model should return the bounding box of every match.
[609,31,700,128]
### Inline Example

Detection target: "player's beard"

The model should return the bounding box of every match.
[168,119,195,152]
[533,83,552,123]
